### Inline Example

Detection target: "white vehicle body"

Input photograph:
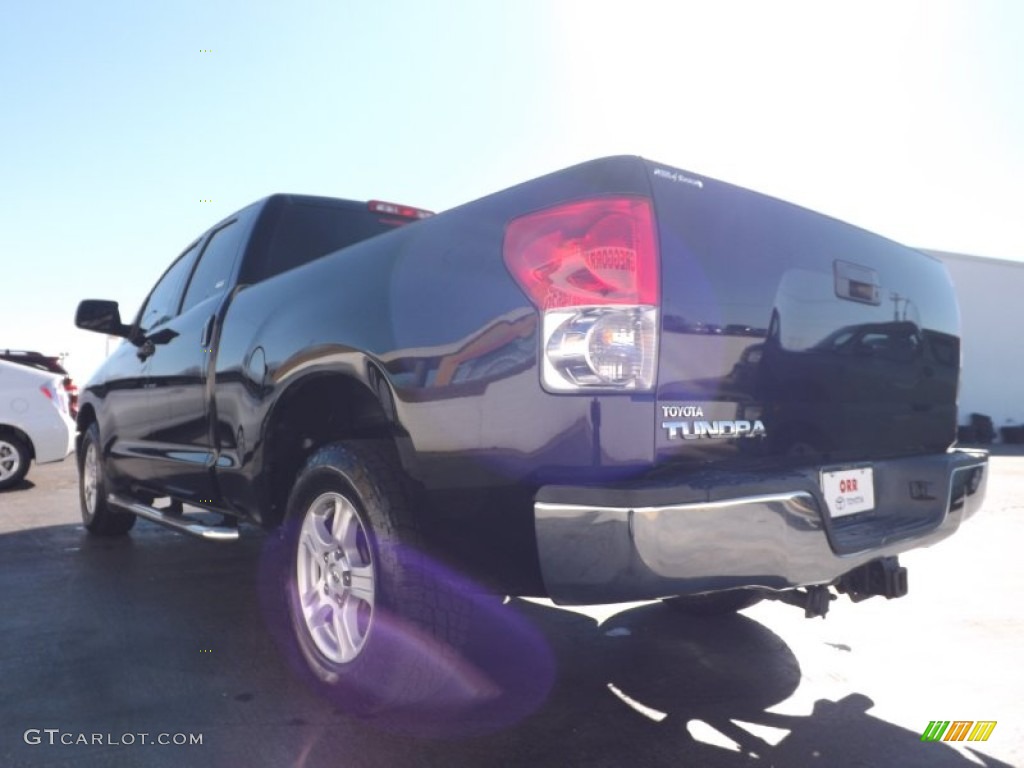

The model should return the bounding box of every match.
[0,359,76,486]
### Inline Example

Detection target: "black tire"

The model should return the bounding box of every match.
[79,423,135,536]
[0,432,31,490]
[280,440,472,715]
[663,589,763,616]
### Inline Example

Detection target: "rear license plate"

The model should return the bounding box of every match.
[821,466,875,518]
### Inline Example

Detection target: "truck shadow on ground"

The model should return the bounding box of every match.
[473,601,1009,768]
[0,521,1010,768]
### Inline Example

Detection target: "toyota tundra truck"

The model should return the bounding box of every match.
[73,156,988,713]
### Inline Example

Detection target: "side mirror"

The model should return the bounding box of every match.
[75,300,132,338]
[147,327,179,345]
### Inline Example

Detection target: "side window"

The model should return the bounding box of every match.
[181,221,244,314]
[138,245,200,333]
[855,328,920,362]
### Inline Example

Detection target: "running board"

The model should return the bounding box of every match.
[107,494,239,541]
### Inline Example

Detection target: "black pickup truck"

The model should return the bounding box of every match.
[74,156,987,713]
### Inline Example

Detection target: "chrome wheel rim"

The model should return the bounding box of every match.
[0,440,21,482]
[296,492,375,663]
[83,443,99,515]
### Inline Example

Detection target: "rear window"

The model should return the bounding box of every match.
[259,203,403,281]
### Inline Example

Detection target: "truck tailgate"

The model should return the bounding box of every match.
[643,160,960,466]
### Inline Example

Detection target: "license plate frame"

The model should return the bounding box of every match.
[820,465,875,518]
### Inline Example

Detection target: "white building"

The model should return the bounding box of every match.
[925,250,1024,441]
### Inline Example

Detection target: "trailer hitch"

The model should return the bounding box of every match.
[761,557,908,618]
[836,556,908,602]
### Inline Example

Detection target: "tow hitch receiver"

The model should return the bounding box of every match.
[837,557,908,602]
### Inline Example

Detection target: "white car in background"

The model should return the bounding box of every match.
[0,359,76,490]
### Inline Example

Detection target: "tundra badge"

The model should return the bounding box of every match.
[661,405,766,440]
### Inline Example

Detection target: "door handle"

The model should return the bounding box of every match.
[200,316,215,349]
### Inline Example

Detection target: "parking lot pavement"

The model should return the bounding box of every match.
[1,458,1021,768]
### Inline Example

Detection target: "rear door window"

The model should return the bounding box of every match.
[181,221,245,314]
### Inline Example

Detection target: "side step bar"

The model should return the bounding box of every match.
[108,494,239,541]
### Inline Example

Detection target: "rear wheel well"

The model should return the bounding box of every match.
[0,425,34,461]
[262,373,405,529]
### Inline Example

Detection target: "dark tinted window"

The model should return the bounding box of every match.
[259,203,400,281]
[855,329,920,361]
[138,245,200,332]
[925,331,958,367]
[182,221,244,313]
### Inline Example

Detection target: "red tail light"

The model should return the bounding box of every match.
[504,197,660,393]
[64,378,79,417]
[503,197,658,310]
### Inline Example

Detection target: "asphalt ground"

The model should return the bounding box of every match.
[0,456,1021,768]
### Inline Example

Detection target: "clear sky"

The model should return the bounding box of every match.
[2,0,1022,382]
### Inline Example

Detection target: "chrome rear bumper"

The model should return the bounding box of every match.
[534,450,988,605]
